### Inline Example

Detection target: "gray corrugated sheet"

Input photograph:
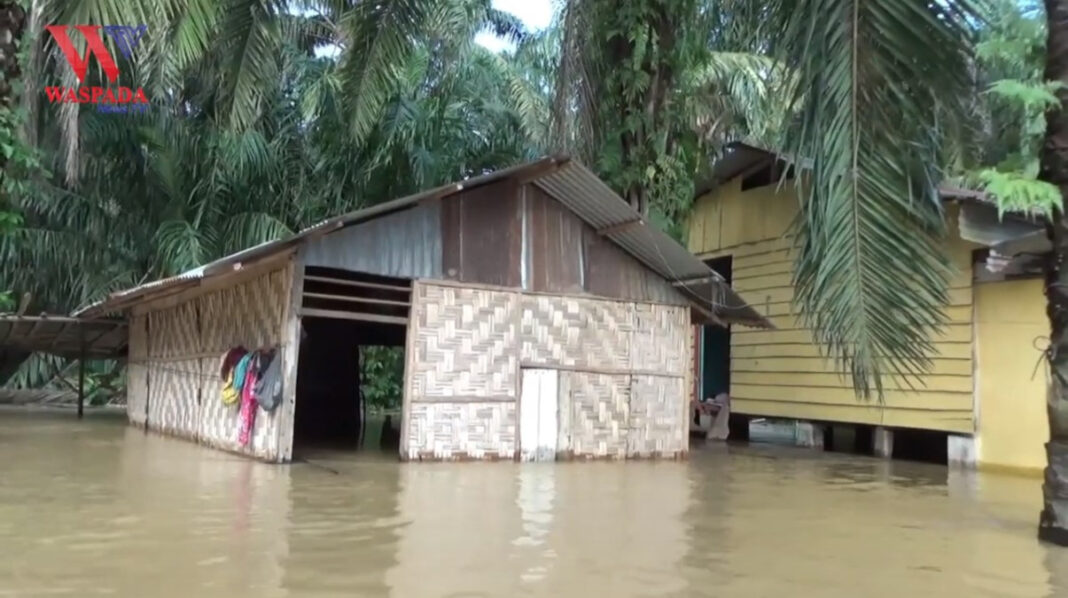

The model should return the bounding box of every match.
[76,156,771,328]
[534,162,768,326]
[304,203,442,278]
[0,315,127,358]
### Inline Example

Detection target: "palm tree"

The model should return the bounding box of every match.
[1038,0,1068,547]
[546,0,784,225]
[0,1,24,110]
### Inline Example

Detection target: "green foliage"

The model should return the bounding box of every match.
[548,0,779,223]
[770,0,982,398]
[956,0,1062,217]
[1,0,539,396]
[972,168,1063,216]
[360,346,403,411]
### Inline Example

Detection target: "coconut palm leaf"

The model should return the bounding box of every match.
[770,0,982,397]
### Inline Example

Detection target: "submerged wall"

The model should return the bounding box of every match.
[687,177,978,433]
[401,280,691,460]
[125,259,296,462]
[974,277,1049,472]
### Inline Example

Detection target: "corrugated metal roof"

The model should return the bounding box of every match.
[0,315,127,358]
[76,156,772,328]
[702,141,990,205]
[533,161,770,327]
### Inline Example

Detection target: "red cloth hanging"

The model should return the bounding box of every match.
[238,354,258,447]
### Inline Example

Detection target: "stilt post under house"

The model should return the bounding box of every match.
[77,327,86,419]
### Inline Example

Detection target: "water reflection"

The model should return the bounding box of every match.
[2,410,1068,597]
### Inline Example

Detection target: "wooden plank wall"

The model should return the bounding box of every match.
[687,177,978,434]
[439,182,688,306]
[524,185,689,305]
[441,179,523,287]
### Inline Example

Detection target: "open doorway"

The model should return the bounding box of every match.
[700,256,732,401]
[292,267,409,457]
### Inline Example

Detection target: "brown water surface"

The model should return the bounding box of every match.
[1,410,1066,597]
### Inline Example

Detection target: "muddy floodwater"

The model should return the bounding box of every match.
[2,411,1068,597]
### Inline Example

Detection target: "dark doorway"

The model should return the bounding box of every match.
[700,256,732,400]
[293,317,406,455]
[292,267,410,457]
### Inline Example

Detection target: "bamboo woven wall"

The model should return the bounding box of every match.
[131,263,292,461]
[404,281,690,460]
[126,313,149,426]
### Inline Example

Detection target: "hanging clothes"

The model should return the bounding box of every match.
[221,369,240,406]
[232,353,254,392]
[238,352,260,447]
[253,349,283,412]
[219,346,248,379]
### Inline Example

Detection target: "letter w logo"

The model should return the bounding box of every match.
[45,25,120,83]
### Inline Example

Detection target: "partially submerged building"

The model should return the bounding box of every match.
[689,141,1050,473]
[76,157,770,463]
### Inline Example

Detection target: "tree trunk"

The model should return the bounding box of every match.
[1039,0,1068,548]
[0,1,24,108]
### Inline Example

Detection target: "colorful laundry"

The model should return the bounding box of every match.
[221,370,239,406]
[218,346,247,379]
[232,353,254,392]
[253,349,283,412]
[217,345,283,446]
[238,353,259,447]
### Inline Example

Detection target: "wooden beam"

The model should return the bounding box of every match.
[25,317,45,340]
[302,292,410,307]
[77,327,86,419]
[418,184,463,208]
[48,321,71,351]
[672,275,721,287]
[596,218,643,236]
[303,275,411,293]
[298,308,408,326]
[516,157,567,185]
[84,323,118,351]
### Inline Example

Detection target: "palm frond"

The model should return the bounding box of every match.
[772,0,982,397]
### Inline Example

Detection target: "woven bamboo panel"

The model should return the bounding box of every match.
[194,266,289,458]
[144,302,202,438]
[630,303,689,377]
[405,401,516,459]
[519,294,631,370]
[126,314,148,426]
[628,375,685,457]
[135,264,291,460]
[409,283,518,399]
[566,372,629,458]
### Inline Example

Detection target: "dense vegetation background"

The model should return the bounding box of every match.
[0,0,1054,410]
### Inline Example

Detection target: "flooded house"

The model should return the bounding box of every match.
[689,141,1050,473]
[72,157,770,463]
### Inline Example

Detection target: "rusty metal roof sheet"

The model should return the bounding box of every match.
[0,315,127,359]
[76,156,772,328]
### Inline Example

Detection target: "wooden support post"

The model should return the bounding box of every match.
[873,426,894,458]
[77,327,86,419]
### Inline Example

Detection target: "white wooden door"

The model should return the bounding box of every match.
[519,369,558,461]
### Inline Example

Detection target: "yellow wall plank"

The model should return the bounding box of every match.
[731,372,973,394]
[880,409,974,434]
[733,323,972,346]
[975,278,1049,471]
[732,384,972,412]
[731,356,972,377]
[731,342,972,360]
[688,176,980,433]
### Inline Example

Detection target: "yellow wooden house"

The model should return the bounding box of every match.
[689,142,1050,473]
